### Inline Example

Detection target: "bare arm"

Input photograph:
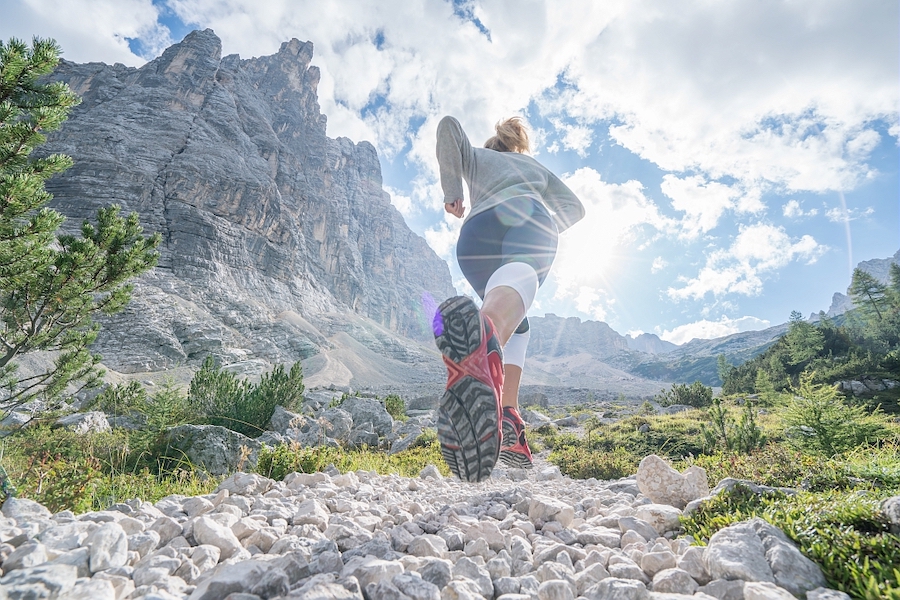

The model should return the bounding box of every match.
[436,116,474,218]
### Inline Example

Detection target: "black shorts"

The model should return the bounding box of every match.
[456,197,559,333]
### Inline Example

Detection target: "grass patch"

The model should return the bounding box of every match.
[255,437,449,482]
[681,485,900,599]
[0,426,219,513]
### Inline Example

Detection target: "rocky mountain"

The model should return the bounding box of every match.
[825,248,900,317]
[40,30,455,383]
[625,333,677,355]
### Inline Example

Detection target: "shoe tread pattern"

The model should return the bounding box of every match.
[499,420,534,469]
[435,296,499,482]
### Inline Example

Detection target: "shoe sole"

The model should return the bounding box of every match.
[435,296,500,482]
[499,420,534,469]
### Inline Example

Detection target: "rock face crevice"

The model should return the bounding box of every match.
[41,29,455,375]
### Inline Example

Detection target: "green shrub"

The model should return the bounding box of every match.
[656,381,713,408]
[188,357,304,436]
[384,394,407,421]
[89,381,147,415]
[783,371,889,457]
[638,401,656,415]
[681,485,900,599]
[701,398,767,454]
[549,446,640,480]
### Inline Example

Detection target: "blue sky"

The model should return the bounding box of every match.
[2,0,897,344]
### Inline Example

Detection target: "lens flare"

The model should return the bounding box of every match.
[422,291,442,336]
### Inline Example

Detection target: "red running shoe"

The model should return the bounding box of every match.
[433,296,503,482]
[499,406,534,469]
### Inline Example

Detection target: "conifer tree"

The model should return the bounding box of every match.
[849,268,888,321]
[0,37,160,414]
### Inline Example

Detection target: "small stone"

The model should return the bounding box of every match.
[86,522,128,572]
[193,516,245,560]
[652,567,699,595]
[1,540,47,572]
[640,550,676,576]
[66,577,117,600]
[743,581,797,600]
[537,579,575,600]
[583,576,649,600]
[407,534,449,559]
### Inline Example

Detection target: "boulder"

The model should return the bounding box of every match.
[636,454,708,508]
[339,397,394,437]
[161,424,261,476]
[55,411,111,434]
[269,405,305,434]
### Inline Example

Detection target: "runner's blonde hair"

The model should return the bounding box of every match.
[484,116,530,153]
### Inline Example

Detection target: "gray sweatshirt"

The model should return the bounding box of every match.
[436,115,585,233]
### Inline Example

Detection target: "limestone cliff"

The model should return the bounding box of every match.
[41,30,455,377]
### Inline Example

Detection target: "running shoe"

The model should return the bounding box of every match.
[433,296,503,482]
[499,406,534,469]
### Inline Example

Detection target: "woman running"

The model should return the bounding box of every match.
[433,115,585,481]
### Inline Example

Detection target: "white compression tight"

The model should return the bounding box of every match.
[484,261,538,369]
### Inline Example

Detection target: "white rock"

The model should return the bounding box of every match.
[215,472,274,496]
[743,581,797,600]
[537,579,575,600]
[183,497,214,518]
[419,465,443,480]
[128,531,160,557]
[148,516,182,547]
[94,570,136,599]
[67,577,117,600]
[342,555,404,589]
[2,497,52,521]
[634,504,683,535]
[636,455,708,509]
[442,579,485,600]
[293,498,330,531]
[676,546,709,585]
[2,540,48,572]
[193,516,244,560]
[188,559,273,600]
[583,576,649,600]
[0,564,78,598]
[86,522,128,572]
[451,556,493,597]
[408,534,449,558]
[529,496,575,528]
[704,521,775,583]
[38,521,97,552]
[641,550,676,576]
[651,567,699,595]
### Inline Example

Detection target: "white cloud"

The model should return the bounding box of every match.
[548,118,593,157]
[1,0,171,65]
[825,205,875,223]
[550,0,897,193]
[661,175,749,239]
[659,315,771,345]
[651,257,667,274]
[573,286,607,321]
[423,214,462,261]
[782,199,818,218]
[384,186,413,217]
[668,223,826,300]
